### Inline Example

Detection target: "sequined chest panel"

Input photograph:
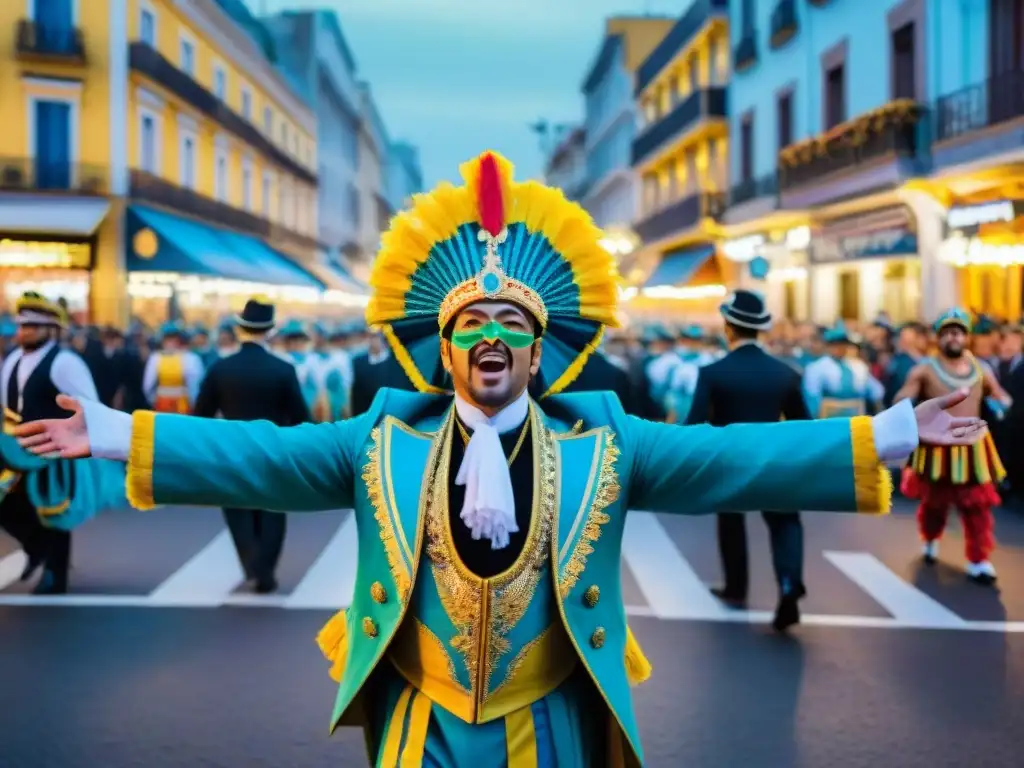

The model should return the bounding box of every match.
[387,405,576,725]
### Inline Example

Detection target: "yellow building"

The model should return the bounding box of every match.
[0,0,121,325]
[625,3,734,322]
[0,0,331,328]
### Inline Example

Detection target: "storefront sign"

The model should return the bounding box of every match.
[947,201,1021,230]
[721,234,765,262]
[0,237,92,269]
[811,206,918,263]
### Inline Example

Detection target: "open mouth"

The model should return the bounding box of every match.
[474,347,510,374]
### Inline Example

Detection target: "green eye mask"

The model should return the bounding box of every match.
[450,321,535,350]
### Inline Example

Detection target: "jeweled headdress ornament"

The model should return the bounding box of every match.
[366,151,621,397]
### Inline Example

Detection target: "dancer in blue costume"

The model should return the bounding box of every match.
[803,322,885,417]
[17,152,988,767]
[277,319,327,421]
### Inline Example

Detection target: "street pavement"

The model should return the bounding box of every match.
[1,501,1023,766]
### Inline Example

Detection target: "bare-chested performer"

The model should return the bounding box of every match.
[895,309,1011,585]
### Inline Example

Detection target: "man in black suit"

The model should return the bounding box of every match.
[193,297,311,593]
[685,289,810,632]
[349,331,416,416]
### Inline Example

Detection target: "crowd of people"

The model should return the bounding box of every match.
[1,293,1019,604]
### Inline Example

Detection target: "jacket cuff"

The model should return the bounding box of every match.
[126,411,157,510]
[871,399,918,462]
[850,415,894,515]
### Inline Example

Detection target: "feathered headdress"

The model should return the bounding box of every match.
[366,151,620,397]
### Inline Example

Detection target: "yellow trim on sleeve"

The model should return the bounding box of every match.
[850,416,893,515]
[126,410,157,511]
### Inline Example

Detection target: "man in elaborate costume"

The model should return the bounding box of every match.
[17,153,985,766]
[895,309,1010,585]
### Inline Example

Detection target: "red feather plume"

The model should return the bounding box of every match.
[476,153,505,237]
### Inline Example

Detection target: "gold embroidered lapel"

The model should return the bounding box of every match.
[552,427,621,598]
[364,415,445,601]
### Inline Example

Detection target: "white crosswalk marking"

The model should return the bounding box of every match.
[285,515,358,609]
[621,512,729,620]
[0,550,27,591]
[148,531,244,606]
[823,551,968,628]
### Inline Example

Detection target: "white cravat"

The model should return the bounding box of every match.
[453,390,529,550]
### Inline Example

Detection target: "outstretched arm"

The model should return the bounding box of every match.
[79,395,382,512]
[626,401,922,515]
[893,365,924,404]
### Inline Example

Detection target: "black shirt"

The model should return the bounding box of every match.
[447,416,533,579]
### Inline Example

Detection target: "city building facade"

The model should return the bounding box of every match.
[544,127,588,201]
[353,83,389,278]
[124,0,327,326]
[628,0,734,321]
[0,0,126,324]
[722,0,940,323]
[580,16,674,262]
[261,8,368,296]
[0,0,433,327]
[386,141,424,213]
[916,0,1024,321]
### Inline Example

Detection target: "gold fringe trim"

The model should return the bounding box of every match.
[126,410,157,511]
[366,151,621,331]
[361,427,413,601]
[559,432,620,598]
[850,416,892,515]
[316,610,349,682]
[624,626,652,686]
[381,324,449,395]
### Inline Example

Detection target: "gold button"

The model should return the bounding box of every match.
[371,582,388,604]
[583,585,600,607]
[590,627,606,649]
[362,617,378,638]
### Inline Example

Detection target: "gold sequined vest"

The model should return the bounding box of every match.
[386,404,577,723]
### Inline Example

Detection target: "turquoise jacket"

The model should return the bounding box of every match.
[124,389,891,765]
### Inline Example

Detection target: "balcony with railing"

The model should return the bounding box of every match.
[130,170,322,252]
[935,70,1024,144]
[632,88,727,166]
[0,157,105,194]
[268,222,319,254]
[15,19,86,64]
[777,101,926,191]
[130,170,268,235]
[128,42,316,185]
[634,0,728,95]
[728,174,778,207]
[769,0,798,50]
[634,191,725,245]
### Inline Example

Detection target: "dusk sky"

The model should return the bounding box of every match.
[248,0,685,187]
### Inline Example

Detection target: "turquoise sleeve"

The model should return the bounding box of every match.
[623,415,890,516]
[127,393,386,512]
